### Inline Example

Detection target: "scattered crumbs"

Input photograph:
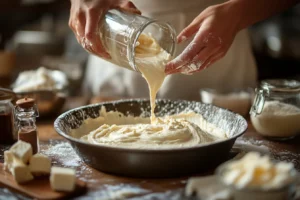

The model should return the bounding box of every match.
[130,189,187,200]
[234,137,270,154]
[180,180,187,184]
[74,184,149,200]
[272,150,300,170]
[140,180,148,184]
[41,141,94,182]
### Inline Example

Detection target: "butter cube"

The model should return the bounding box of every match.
[10,156,34,184]
[4,147,33,184]
[50,167,76,192]
[10,141,32,163]
[29,153,51,176]
[4,151,14,171]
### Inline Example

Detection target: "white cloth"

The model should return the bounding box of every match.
[84,0,257,100]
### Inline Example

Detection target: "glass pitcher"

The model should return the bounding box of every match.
[98,10,177,71]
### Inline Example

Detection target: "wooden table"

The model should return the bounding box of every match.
[0,99,300,199]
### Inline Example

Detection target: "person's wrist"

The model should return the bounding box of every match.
[109,0,124,8]
[227,0,248,31]
[210,0,244,34]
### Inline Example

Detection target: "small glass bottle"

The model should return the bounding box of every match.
[15,98,39,154]
[98,10,177,71]
[250,79,300,140]
[0,88,16,144]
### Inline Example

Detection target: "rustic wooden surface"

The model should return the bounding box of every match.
[0,97,299,200]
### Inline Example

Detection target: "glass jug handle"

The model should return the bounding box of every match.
[33,104,39,117]
[250,89,266,116]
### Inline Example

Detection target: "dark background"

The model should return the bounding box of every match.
[0,0,300,94]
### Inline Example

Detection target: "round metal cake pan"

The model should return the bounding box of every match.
[54,99,248,178]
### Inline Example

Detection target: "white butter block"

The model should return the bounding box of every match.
[29,153,51,176]
[10,156,34,184]
[10,141,32,163]
[4,151,14,171]
[50,167,76,192]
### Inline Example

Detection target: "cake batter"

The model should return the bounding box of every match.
[74,107,227,149]
[134,33,171,122]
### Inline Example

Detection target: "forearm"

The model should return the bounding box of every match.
[229,0,300,30]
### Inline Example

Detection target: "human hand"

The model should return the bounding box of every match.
[69,0,140,59]
[165,2,242,75]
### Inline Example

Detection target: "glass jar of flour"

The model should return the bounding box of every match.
[98,10,177,71]
[250,79,300,140]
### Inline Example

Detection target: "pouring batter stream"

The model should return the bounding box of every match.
[134,33,171,122]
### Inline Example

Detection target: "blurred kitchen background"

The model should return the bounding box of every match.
[1,0,300,96]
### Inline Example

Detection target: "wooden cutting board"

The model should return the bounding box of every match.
[0,163,86,200]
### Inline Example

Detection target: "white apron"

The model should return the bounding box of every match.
[84,0,257,100]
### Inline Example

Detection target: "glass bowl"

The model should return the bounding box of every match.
[216,160,299,200]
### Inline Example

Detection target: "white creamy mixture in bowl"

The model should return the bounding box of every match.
[217,152,298,200]
[54,99,248,177]
[12,67,68,93]
[70,107,228,149]
[12,67,68,116]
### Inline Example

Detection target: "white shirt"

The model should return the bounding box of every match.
[84,0,257,100]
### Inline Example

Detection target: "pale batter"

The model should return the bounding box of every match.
[82,118,219,148]
[73,107,227,149]
[76,33,227,149]
[134,33,171,122]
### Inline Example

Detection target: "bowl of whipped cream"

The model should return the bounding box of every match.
[54,99,248,178]
[12,67,68,116]
[217,152,298,200]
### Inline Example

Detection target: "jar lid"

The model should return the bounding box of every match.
[0,88,15,101]
[261,79,300,92]
[16,98,35,109]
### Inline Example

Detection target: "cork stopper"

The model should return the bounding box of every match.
[16,98,35,109]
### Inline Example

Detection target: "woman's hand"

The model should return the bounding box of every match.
[69,0,140,59]
[165,2,242,75]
